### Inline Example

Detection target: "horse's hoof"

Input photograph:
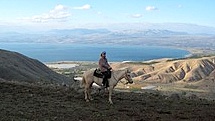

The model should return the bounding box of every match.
[86,99,90,102]
[109,101,113,105]
[89,98,94,101]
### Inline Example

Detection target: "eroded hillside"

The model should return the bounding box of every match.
[112,57,215,83]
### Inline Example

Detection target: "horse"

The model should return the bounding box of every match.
[81,68,133,104]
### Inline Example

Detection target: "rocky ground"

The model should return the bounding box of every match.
[1,80,215,121]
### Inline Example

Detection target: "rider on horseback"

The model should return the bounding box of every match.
[99,51,112,88]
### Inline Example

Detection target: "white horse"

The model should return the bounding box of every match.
[80,68,133,104]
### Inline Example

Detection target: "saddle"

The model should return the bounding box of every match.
[93,68,111,79]
[93,68,103,78]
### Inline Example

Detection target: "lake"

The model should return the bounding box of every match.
[0,43,190,62]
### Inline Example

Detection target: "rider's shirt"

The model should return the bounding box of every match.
[99,57,111,72]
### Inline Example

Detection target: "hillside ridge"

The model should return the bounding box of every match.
[0,49,72,85]
[111,56,215,83]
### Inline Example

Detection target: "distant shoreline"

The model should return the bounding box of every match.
[186,48,215,56]
[45,61,98,69]
[162,46,215,59]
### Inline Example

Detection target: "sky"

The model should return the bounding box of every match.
[0,0,215,30]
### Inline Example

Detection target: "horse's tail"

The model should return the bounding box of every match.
[80,76,86,88]
[73,76,85,88]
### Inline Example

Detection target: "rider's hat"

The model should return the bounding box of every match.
[101,51,106,55]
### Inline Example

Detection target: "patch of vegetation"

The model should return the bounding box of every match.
[130,87,141,92]
[184,84,199,89]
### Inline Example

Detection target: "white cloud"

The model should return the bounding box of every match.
[21,4,71,23]
[73,4,91,10]
[97,11,102,15]
[178,4,182,8]
[146,6,158,11]
[131,14,142,18]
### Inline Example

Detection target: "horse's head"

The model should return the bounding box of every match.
[124,69,133,84]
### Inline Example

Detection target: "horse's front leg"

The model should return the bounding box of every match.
[108,86,114,104]
[85,83,94,102]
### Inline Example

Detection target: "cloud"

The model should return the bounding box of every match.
[97,11,102,15]
[131,14,143,18]
[146,6,158,11]
[21,4,71,23]
[73,4,91,10]
[178,4,182,8]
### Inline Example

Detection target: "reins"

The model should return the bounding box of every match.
[112,70,129,85]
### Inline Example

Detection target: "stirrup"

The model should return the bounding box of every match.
[100,84,106,89]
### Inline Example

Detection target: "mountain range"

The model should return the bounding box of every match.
[1,22,215,54]
[1,22,215,34]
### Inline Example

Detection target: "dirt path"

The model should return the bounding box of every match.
[1,81,215,121]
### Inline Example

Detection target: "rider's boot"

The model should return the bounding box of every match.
[101,78,106,89]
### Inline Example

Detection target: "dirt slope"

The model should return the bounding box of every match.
[0,80,215,121]
[0,49,72,85]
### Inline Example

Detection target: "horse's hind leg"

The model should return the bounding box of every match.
[84,87,90,102]
[84,84,93,102]
[88,83,94,101]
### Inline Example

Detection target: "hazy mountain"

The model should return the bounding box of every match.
[106,23,215,35]
[113,29,188,36]
[1,22,215,34]
[1,23,215,52]
[0,28,189,41]
[48,28,111,35]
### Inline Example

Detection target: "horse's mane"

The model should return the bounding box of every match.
[115,68,130,72]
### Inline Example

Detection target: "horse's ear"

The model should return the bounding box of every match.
[126,68,131,73]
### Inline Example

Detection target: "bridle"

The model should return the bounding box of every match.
[113,70,133,85]
[124,70,133,84]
